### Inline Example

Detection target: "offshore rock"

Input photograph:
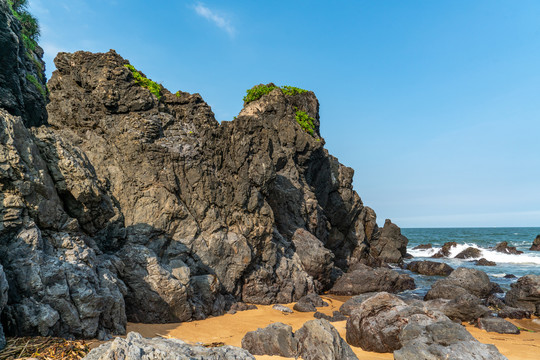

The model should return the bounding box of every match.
[454,247,482,259]
[431,241,457,258]
[530,235,540,251]
[494,242,523,255]
[85,332,255,360]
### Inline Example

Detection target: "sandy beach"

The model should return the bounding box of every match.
[124,296,540,360]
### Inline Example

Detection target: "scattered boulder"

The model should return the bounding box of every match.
[454,247,482,259]
[85,332,255,360]
[395,320,508,360]
[339,293,378,316]
[293,294,328,312]
[494,242,523,255]
[406,260,454,276]
[530,235,540,251]
[425,267,496,300]
[431,242,457,258]
[475,258,496,266]
[477,317,520,334]
[293,301,316,312]
[272,305,293,314]
[368,219,409,264]
[241,323,297,357]
[329,264,415,296]
[314,311,347,322]
[497,307,532,319]
[228,302,257,314]
[296,319,358,360]
[412,243,432,250]
[505,275,540,315]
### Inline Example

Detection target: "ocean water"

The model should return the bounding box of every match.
[397,227,540,298]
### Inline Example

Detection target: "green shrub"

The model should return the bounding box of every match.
[124,64,162,100]
[243,84,278,104]
[8,0,40,51]
[26,73,46,98]
[294,108,315,136]
[281,86,308,96]
[175,91,181,97]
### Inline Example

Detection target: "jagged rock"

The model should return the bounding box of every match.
[454,247,482,259]
[85,332,255,360]
[339,293,378,316]
[0,0,47,126]
[530,235,540,251]
[345,292,448,353]
[368,219,408,263]
[475,258,496,266]
[241,322,297,357]
[329,264,415,295]
[272,305,293,314]
[505,275,540,315]
[295,319,357,360]
[494,241,523,255]
[497,306,532,319]
[406,261,454,276]
[293,293,328,312]
[477,317,520,334]
[431,242,458,258]
[425,267,496,300]
[314,311,347,322]
[395,320,508,360]
[426,294,490,322]
[412,243,432,250]
[0,265,8,349]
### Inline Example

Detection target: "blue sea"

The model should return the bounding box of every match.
[398,227,540,298]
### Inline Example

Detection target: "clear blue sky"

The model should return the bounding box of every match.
[29,0,540,228]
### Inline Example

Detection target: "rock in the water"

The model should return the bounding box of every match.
[477,317,520,334]
[339,293,378,316]
[345,292,448,353]
[241,322,297,357]
[431,242,457,258]
[504,274,517,279]
[530,235,540,251]
[475,258,496,266]
[505,275,540,316]
[314,311,347,322]
[329,264,415,296]
[494,241,523,255]
[395,320,508,360]
[85,332,254,360]
[367,219,408,264]
[272,305,293,314]
[425,267,496,300]
[296,319,358,360]
[406,261,454,276]
[412,243,432,250]
[454,247,482,259]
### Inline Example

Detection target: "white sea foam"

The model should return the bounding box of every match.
[409,242,540,265]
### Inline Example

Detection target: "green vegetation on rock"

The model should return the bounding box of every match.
[8,0,39,51]
[243,84,310,104]
[294,108,315,136]
[124,64,162,100]
[26,73,46,98]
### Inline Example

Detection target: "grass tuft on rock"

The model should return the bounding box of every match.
[124,64,162,100]
[243,84,310,104]
[294,108,315,136]
[26,73,46,98]
[8,0,40,51]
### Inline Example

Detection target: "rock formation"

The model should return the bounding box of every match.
[530,235,540,251]
[0,1,410,339]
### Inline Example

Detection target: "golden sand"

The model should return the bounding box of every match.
[126,296,540,360]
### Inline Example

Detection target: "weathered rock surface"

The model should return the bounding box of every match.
[295,319,358,360]
[505,275,540,316]
[241,322,296,357]
[314,310,347,322]
[494,241,523,255]
[530,235,540,251]
[329,264,415,296]
[0,0,47,127]
[425,294,490,322]
[412,243,432,250]
[367,219,408,263]
[497,306,532,319]
[292,293,328,312]
[0,265,8,349]
[85,332,255,360]
[339,293,378,316]
[454,247,482,259]
[475,258,496,266]
[477,317,520,334]
[395,320,508,360]
[406,261,454,276]
[425,267,497,300]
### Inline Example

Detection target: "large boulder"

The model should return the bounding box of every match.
[295,319,358,360]
[241,322,297,357]
[339,293,378,316]
[425,267,496,300]
[505,275,540,315]
[477,317,520,334]
[454,247,482,259]
[345,292,447,353]
[368,219,408,263]
[395,320,508,360]
[85,332,254,360]
[406,261,454,276]
[329,264,415,296]
[425,294,490,322]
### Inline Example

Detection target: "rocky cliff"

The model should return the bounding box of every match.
[0,1,408,342]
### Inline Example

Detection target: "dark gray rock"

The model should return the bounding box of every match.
[530,235,540,251]
[293,293,328,312]
[431,242,457,258]
[395,320,508,360]
[407,261,454,276]
[454,247,482,259]
[295,319,358,360]
[0,265,8,349]
[505,275,540,316]
[425,267,496,300]
[368,219,408,263]
[241,322,297,357]
[475,258,496,266]
[426,294,490,322]
[345,292,448,352]
[314,311,347,322]
[412,243,432,250]
[339,293,378,316]
[494,242,523,255]
[477,317,520,334]
[497,306,532,319]
[85,332,255,360]
[329,264,415,295]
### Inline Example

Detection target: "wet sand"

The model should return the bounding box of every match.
[126,296,540,360]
